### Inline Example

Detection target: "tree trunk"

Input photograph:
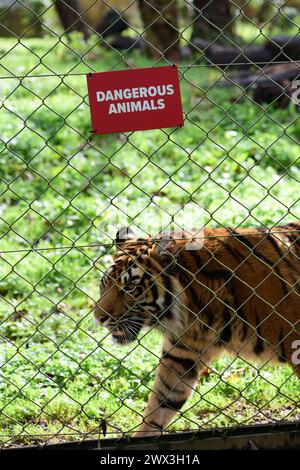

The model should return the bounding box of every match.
[137,0,180,62]
[191,0,234,46]
[55,0,90,39]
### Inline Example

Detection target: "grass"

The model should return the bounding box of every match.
[0,32,299,446]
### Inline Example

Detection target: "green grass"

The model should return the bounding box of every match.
[0,34,299,446]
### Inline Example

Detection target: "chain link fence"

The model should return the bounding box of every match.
[0,0,299,448]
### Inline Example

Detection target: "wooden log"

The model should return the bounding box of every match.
[223,63,300,88]
[253,81,295,107]
[265,36,300,61]
[109,36,143,50]
[191,35,300,67]
[218,63,300,107]
[191,38,273,67]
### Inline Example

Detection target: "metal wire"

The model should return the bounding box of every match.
[0,0,299,448]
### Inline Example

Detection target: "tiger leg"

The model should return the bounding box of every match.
[134,338,215,437]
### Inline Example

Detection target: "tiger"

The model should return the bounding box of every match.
[94,223,300,437]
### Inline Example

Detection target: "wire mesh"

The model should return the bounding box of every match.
[0,0,299,448]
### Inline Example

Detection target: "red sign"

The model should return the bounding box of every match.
[86,66,184,135]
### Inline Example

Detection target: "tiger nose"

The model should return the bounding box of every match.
[98,314,108,324]
[94,303,110,324]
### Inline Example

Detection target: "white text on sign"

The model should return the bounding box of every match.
[96,84,175,114]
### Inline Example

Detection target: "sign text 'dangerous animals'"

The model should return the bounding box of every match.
[86,66,184,134]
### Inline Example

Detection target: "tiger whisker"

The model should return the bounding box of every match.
[122,323,141,341]
[117,317,144,327]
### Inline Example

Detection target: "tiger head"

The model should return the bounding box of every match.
[94,227,188,344]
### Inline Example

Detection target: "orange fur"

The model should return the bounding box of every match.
[95,222,300,436]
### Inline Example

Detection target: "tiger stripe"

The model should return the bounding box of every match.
[95,221,300,437]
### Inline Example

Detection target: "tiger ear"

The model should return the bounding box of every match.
[115,227,135,249]
[153,239,178,272]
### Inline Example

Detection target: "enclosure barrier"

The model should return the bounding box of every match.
[0,0,299,448]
